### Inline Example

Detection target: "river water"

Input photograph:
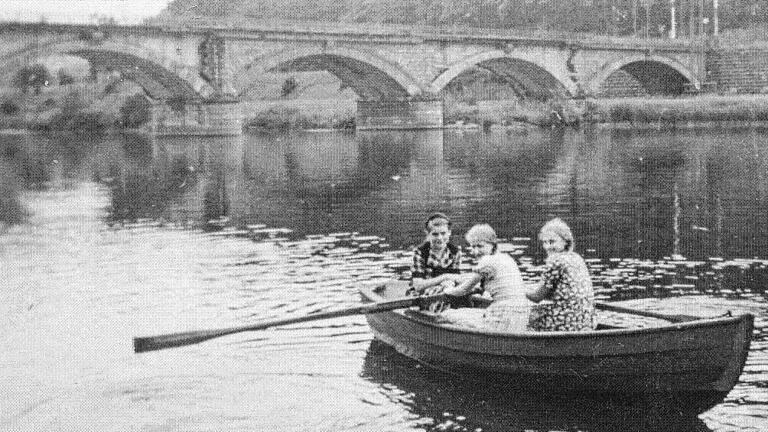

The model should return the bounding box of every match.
[1,126,766,431]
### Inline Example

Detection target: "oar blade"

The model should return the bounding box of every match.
[133,329,232,353]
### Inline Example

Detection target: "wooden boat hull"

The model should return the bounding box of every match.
[361,281,753,409]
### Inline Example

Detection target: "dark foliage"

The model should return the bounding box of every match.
[12,64,52,95]
[47,111,109,133]
[57,70,75,85]
[167,95,189,113]
[119,94,152,128]
[281,77,298,97]
[0,100,19,115]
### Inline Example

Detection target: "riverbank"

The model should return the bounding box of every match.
[5,86,768,133]
[243,105,356,132]
[454,94,768,129]
[240,94,768,132]
[0,82,150,134]
[592,94,768,124]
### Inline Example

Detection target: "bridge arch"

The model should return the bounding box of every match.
[589,55,700,97]
[239,46,422,99]
[0,39,215,100]
[431,50,575,99]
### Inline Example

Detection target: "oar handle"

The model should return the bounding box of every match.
[133,293,445,353]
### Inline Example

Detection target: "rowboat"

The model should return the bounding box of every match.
[360,281,754,411]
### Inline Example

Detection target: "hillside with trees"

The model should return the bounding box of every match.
[157,0,768,38]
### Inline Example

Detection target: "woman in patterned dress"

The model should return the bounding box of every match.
[526,218,596,332]
[442,224,530,332]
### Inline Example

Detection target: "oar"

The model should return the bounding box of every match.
[133,293,445,353]
[466,294,701,323]
[595,302,702,323]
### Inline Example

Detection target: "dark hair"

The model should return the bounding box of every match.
[424,212,451,230]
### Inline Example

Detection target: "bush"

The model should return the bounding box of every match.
[48,111,108,133]
[12,64,52,94]
[245,107,295,130]
[68,112,108,132]
[61,91,87,112]
[244,106,330,131]
[0,100,19,115]
[333,116,356,129]
[609,104,634,122]
[42,92,107,132]
[281,77,298,98]
[119,94,152,128]
[444,102,479,125]
[167,95,189,113]
[0,165,27,225]
[57,70,75,85]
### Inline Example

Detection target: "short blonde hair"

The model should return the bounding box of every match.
[465,224,497,245]
[539,218,574,251]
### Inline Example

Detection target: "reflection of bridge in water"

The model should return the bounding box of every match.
[98,128,761,257]
[1,19,706,134]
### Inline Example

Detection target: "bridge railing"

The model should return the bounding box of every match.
[0,17,704,52]
[146,16,701,50]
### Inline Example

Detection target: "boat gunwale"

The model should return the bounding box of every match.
[360,283,755,341]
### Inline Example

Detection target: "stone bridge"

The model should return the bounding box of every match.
[0,19,706,134]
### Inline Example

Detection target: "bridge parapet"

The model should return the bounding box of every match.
[149,17,703,51]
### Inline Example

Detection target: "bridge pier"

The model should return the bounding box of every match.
[149,100,242,136]
[356,99,443,130]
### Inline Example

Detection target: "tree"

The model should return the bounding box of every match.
[12,64,52,95]
[167,94,189,112]
[281,77,298,97]
[57,69,75,86]
[89,14,117,25]
[1,100,19,115]
[119,94,152,128]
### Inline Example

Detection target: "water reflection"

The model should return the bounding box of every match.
[104,134,244,229]
[5,127,768,268]
[1,127,767,430]
[362,340,712,432]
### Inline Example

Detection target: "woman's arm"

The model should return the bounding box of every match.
[526,262,558,302]
[444,273,481,297]
[412,273,460,292]
[526,281,554,302]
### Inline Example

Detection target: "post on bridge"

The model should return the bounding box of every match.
[148,32,243,136]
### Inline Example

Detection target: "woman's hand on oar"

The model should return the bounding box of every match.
[595,302,702,323]
[133,293,446,354]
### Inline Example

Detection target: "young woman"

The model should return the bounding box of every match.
[442,224,529,332]
[526,218,596,332]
